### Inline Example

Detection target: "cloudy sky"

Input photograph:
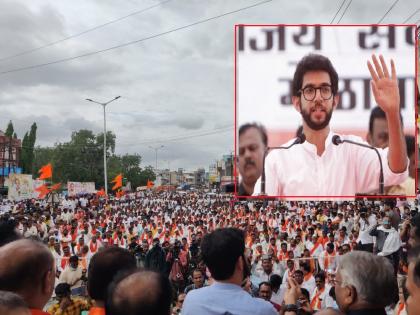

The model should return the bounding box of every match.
[0,0,418,171]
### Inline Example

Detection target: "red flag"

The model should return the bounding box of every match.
[38,164,52,180]
[112,174,123,190]
[96,188,105,197]
[35,184,50,199]
[147,180,154,188]
[50,183,61,191]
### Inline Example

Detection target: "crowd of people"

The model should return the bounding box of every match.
[0,190,420,315]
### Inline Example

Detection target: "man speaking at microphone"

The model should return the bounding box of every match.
[253,53,408,196]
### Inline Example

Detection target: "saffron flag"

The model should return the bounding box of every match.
[35,184,50,199]
[111,174,123,191]
[50,183,61,191]
[116,190,125,198]
[38,164,52,180]
[96,188,105,197]
[147,180,154,188]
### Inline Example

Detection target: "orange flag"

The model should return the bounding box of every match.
[112,174,123,190]
[147,180,154,188]
[116,190,125,198]
[50,183,61,191]
[38,164,52,180]
[96,188,105,197]
[35,184,50,199]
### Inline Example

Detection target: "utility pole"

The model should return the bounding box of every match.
[86,96,121,195]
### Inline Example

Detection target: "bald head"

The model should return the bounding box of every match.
[106,271,172,315]
[0,239,55,309]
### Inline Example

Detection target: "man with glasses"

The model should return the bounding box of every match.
[254,53,408,196]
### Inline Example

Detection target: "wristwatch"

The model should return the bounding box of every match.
[284,304,298,312]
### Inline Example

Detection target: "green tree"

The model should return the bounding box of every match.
[32,129,154,192]
[5,120,14,137]
[20,123,37,174]
[20,132,29,173]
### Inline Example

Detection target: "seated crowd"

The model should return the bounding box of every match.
[0,191,420,314]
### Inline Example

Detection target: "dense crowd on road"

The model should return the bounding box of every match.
[1,190,420,315]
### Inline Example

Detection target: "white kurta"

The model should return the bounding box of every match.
[254,131,408,196]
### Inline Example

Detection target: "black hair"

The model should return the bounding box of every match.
[200,228,245,281]
[300,288,310,301]
[55,283,71,296]
[368,106,403,134]
[292,54,339,97]
[87,247,137,302]
[405,135,415,157]
[238,123,268,147]
[411,214,420,239]
[0,216,21,247]
[269,274,282,289]
[315,271,326,282]
[258,281,272,290]
[300,263,311,273]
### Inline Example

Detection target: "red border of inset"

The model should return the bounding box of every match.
[234,24,418,199]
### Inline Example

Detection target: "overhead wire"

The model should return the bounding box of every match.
[402,8,420,24]
[330,0,347,24]
[336,0,353,24]
[0,0,173,63]
[0,0,273,76]
[377,0,400,23]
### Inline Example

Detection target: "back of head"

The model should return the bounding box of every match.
[200,228,245,280]
[106,270,172,315]
[0,291,30,315]
[0,217,21,247]
[337,251,397,307]
[269,274,282,290]
[88,247,136,302]
[0,239,53,295]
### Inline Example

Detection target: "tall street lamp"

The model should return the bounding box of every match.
[86,96,121,196]
[148,145,164,173]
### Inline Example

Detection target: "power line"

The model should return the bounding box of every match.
[118,126,233,146]
[377,0,400,24]
[20,126,233,150]
[337,0,353,23]
[330,0,347,24]
[0,0,173,63]
[0,0,273,76]
[402,8,420,23]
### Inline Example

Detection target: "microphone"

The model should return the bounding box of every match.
[332,135,384,194]
[260,133,306,196]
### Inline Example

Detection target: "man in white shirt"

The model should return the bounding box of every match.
[254,53,408,196]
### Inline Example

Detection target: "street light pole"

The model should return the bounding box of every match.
[86,96,121,196]
[148,145,164,173]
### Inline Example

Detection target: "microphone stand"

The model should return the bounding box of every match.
[332,136,384,195]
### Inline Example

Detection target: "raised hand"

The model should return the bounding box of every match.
[367,54,400,115]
